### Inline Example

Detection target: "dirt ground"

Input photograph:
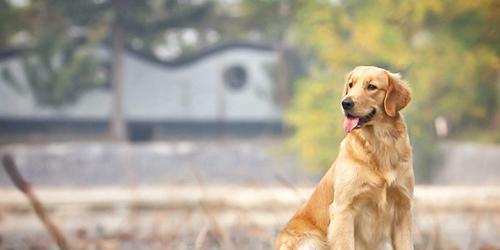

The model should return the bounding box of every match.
[1,185,500,250]
[1,140,500,249]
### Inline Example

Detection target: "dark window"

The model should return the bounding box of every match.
[127,123,154,142]
[223,65,247,91]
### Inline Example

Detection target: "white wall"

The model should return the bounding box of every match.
[0,46,281,122]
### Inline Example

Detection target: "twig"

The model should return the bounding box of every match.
[190,167,236,250]
[467,211,481,250]
[274,173,307,202]
[2,154,69,250]
[194,220,209,250]
[426,215,441,250]
[199,203,236,250]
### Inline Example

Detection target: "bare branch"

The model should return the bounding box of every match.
[119,2,214,35]
[2,154,70,250]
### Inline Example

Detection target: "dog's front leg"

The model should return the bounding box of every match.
[392,207,413,250]
[327,202,355,250]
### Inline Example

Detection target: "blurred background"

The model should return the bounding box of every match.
[0,0,498,249]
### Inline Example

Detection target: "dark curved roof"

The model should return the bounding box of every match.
[126,41,276,68]
[0,41,276,67]
[0,48,23,61]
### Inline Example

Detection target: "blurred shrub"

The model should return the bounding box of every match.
[287,0,499,180]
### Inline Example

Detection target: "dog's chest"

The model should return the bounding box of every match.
[354,184,398,248]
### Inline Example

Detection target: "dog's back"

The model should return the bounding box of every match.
[275,167,334,250]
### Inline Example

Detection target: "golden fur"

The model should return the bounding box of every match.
[275,66,414,250]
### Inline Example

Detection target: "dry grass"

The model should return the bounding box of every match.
[1,154,500,250]
[1,185,500,250]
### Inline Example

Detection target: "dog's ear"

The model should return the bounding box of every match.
[383,71,411,117]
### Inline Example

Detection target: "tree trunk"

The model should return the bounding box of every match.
[110,24,126,141]
[495,70,500,127]
[275,44,289,108]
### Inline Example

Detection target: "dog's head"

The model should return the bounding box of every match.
[341,66,411,133]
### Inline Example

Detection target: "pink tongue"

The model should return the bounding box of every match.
[343,117,360,133]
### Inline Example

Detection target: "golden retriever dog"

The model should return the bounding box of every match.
[275,66,414,250]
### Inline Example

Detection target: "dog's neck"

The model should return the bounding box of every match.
[359,114,408,144]
[344,113,411,172]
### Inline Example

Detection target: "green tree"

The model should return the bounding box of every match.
[287,0,499,181]
[1,0,106,106]
[0,0,34,48]
[2,0,213,140]
[48,0,213,140]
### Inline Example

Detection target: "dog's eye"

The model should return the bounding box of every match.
[367,83,377,90]
[348,82,353,88]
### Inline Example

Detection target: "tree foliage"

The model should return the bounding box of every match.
[0,0,35,48]
[287,0,500,180]
[1,1,107,106]
[1,0,214,107]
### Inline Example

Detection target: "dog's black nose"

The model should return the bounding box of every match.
[342,98,355,110]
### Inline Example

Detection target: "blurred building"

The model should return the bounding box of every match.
[0,42,301,140]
